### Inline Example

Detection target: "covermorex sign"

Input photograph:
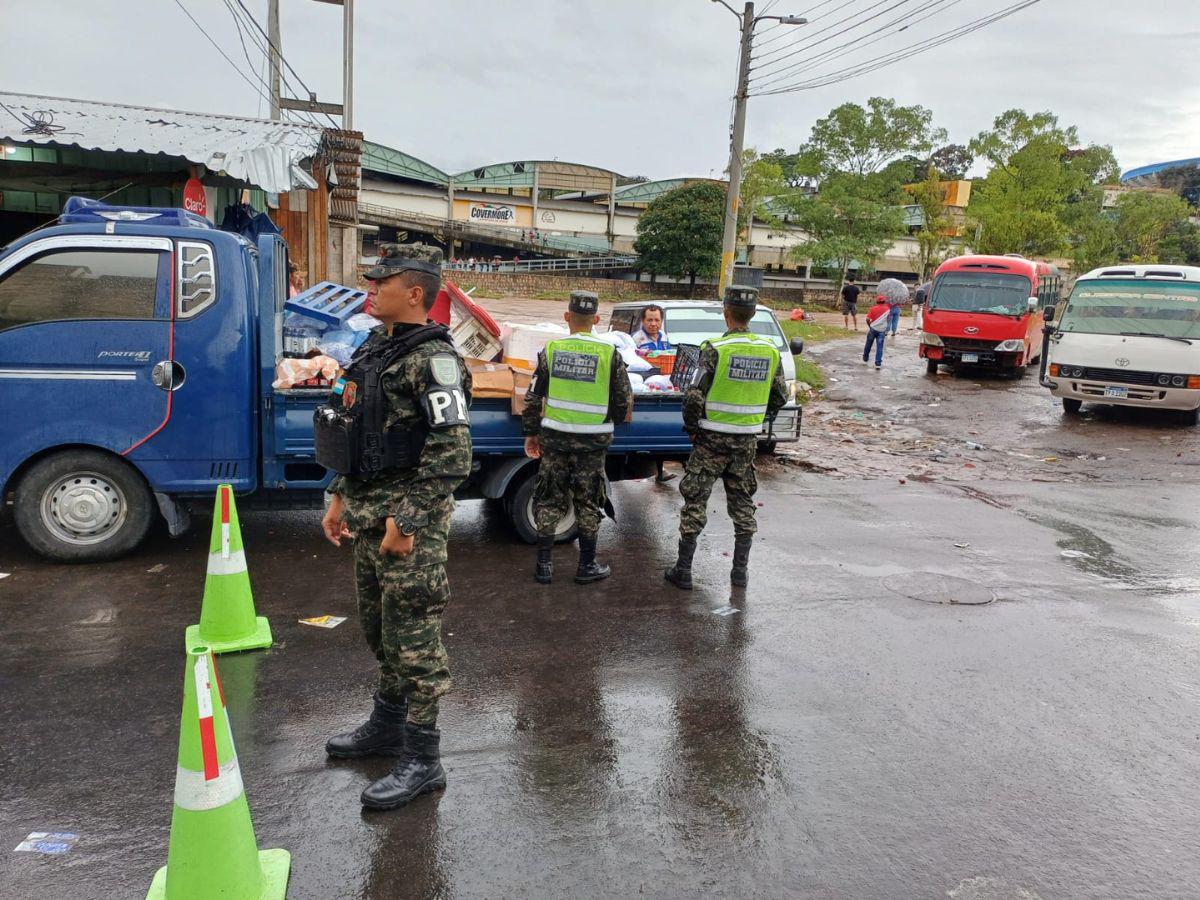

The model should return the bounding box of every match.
[728,355,771,382]
[468,202,517,224]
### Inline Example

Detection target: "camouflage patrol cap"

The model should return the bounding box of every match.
[723,285,759,309]
[363,242,443,280]
[568,290,600,315]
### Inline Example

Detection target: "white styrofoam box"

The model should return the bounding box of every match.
[501,322,568,369]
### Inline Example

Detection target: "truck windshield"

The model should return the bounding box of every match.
[663,309,785,350]
[929,272,1031,316]
[1058,280,1200,340]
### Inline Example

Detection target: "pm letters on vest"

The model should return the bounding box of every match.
[728,355,771,382]
[552,351,599,383]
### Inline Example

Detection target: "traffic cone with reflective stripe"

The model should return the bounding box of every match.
[146,645,290,899]
[185,484,272,654]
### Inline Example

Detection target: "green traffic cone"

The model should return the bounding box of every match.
[146,645,290,899]
[185,484,272,654]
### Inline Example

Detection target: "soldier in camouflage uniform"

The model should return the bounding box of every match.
[320,243,473,810]
[522,290,633,585]
[665,286,787,590]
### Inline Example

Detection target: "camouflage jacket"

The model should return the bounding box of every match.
[521,338,633,453]
[682,327,788,451]
[333,326,473,568]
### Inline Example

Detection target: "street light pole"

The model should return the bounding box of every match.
[718,2,755,296]
[714,3,806,294]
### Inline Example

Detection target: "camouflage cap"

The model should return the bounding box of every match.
[568,290,600,315]
[723,285,759,309]
[363,242,443,280]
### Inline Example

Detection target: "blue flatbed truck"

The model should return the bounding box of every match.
[0,198,800,562]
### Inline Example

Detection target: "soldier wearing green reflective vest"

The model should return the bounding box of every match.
[665,286,788,590]
[522,290,633,585]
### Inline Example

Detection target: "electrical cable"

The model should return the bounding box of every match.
[751,0,1041,94]
[750,0,922,76]
[751,0,870,57]
[170,0,278,113]
[752,0,963,89]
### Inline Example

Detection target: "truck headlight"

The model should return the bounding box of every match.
[995,339,1025,352]
[922,332,943,347]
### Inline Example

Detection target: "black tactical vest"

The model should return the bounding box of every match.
[313,324,450,478]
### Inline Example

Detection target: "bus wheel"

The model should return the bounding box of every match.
[1062,398,1083,415]
[14,449,155,562]
[926,359,939,375]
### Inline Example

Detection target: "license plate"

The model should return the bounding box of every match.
[1104,386,1129,399]
[961,353,979,363]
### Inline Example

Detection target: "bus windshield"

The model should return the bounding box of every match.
[663,308,786,350]
[1058,280,1200,340]
[929,272,1032,316]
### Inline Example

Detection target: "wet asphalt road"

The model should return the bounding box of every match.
[4,338,1200,900]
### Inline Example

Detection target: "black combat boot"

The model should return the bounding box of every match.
[534,535,554,584]
[731,534,753,587]
[325,692,408,759]
[360,723,447,810]
[664,537,697,591]
[574,534,611,584]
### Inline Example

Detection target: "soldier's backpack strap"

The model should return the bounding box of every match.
[374,324,455,374]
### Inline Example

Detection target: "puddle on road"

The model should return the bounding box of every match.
[883,572,996,605]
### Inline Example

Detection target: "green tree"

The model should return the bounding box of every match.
[1157,220,1200,265]
[929,143,974,179]
[737,149,786,251]
[906,165,954,280]
[967,109,1118,257]
[798,97,947,179]
[1113,191,1193,261]
[633,181,725,288]
[761,148,808,189]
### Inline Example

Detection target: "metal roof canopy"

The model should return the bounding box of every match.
[362,141,448,187]
[452,160,620,193]
[0,91,323,194]
[1121,157,1200,184]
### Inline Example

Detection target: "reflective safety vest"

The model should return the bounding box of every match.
[542,333,614,434]
[699,332,780,434]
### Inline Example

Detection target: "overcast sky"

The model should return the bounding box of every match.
[2,0,1197,180]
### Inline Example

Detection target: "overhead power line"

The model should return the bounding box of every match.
[170,0,277,113]
[751,0,923,76]
[751,0,873,58]
[750,0,1042,95]
[752,0,965,89]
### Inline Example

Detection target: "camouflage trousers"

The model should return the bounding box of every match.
[533,446,607,539]
[678,434,759,539]
[353,527,451,726]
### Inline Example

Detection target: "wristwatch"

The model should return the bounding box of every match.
[397,520,418,537]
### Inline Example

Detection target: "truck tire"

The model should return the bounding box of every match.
[13,449,156,562]
[1181,407,1199,427]
[757,441,778,455]
[1062,398,1083,415]
[506,470,578,545]
[926,358,939,375]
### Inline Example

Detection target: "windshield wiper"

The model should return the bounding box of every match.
[1119,331,1193,345]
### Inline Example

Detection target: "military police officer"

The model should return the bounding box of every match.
[316,243,473,810]
[665,286,787,590]
[522,290,633,585]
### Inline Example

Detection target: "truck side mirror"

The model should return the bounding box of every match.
[1027,296,1039,312]
[1043,305,1056,324]
[789,337,805,356]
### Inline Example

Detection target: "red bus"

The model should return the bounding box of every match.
[920,254,1063,376]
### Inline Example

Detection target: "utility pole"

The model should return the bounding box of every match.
[718,3,754,295]
[268,0,282,121]
[342,0,354,130]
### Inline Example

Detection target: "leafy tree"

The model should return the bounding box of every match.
[1157,220,1200,265]
[761,148,809,189]
[906,165,955,280]
[929,144,974,179]
[1113,191,1192,261]
[1153,163,1200,206]
[967,109,1118,257]
[782,174,904,287]
[633,181,725,288]
[798,97,947,179]
[737,149,785,250]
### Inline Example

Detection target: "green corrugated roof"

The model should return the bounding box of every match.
[362,141,448,186]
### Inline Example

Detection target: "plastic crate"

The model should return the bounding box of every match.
[284,281,367,327]
[670,344,701,391]
[646,351,676,376]
[452,316,503,361]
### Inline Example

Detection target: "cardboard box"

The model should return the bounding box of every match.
[510,369,533,415]
[466,358,515,398]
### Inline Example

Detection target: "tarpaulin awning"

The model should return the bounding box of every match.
[0,91,323,194]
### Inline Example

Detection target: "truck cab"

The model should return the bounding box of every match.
[607,300,804,446]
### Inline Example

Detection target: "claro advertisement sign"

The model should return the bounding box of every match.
[454,199,532,228]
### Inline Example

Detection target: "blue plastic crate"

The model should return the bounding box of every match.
[284,281,368,327]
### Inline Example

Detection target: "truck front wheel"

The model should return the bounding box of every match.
[14,449,156,562]
[507,470,579,545]
[926,358,940,375]
[1062,398,1083,415]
